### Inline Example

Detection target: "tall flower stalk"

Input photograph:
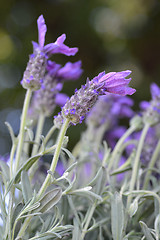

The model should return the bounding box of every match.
[14,89,32,171]
[37,118,70,199]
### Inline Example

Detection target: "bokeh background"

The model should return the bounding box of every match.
[0,0,160,155]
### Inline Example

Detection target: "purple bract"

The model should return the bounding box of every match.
[29,60,82,117]
[55,70,136,126]
[21,15,78,91]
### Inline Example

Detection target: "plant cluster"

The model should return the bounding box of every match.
[0,15,160,240]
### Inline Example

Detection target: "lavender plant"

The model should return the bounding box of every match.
[1,14,160,240]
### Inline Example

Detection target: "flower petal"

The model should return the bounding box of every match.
[37,15,47,48]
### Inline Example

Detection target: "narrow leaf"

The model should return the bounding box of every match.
[154,214,160,239]
[14,154,42,183]
[139,221,155,240]
[21,171,32,204]
[36,188,62,213]
[61,147,76,161]
[5,122,16,144]
[12,202,24,227]
[64,162,77,173]
[69,187,102,201]
[111,192,124,240]
[0,160,10,182]
[128,198,139,217]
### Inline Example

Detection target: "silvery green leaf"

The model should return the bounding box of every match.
[95,166,107,195]
[0,186,7,221]
[139,221,155,240]
[5,121,16,144]
[69,187,102,202]
[88,167,103,187]
[64,162,77,173]
[28,232,62,239]
[61,147,76,161]
[12,202,24,227]
[14,154,42,183]
[72,218,81,240]
[0,160,10,182]
[18,212,41,219]
[111,167,131,176]
[123,230,138,240]
[36,188,62,213]
[128,198,139,217]
[22,202,40,214]
[88,217,109,232]
[111,157,131,176]
[154,214,160,239]
[102,141,111,165]
[62,136,69,147]
[5,178,14,197]
[25,127,34,141]
[154,197,159,218]
[40,213,57,233]
[21,170,32,204]
[64,174,76,193]
[111,192,124,240]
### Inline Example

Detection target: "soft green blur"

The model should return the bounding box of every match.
[0,0,160,154]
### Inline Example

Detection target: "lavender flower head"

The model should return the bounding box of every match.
[29,60,82,117]
[54,70,135,127]
[21,15,78,91]
[140,83,160,125]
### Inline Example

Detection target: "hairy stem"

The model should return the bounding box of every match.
[80,202,96,240]
[108,125,136,172]
[14,89,32,172]
[17,119,70,238]
[31,113,45,157]
[143,138,160,189]
[29,114,45,180]
[127,123,150,209]
[37,118,70,200]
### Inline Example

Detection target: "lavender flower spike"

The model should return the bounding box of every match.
[21,15,78,91]
[54,70,135,126]
[29,60,82,117]
[95,70,135,96]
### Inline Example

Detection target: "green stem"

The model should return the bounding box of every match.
[9,144,16,179]
[37,118,70,200]
[108,126,136,172]
[14,89,32,172]
[29,114,45,180]
[127,123,150,208]
[31,113,45,157]
[80,202,96,240]
[143,138,160,189]
[17,119,70,238]
[42,125,57,148]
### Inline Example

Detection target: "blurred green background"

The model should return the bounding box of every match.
[0,0,160,155]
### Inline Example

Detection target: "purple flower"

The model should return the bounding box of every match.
[55,161,65,176]
[86,94,134,128]
[21,15,78,91]
[43,34,78,56]
[140,83,160,125]
[57,61,83,80]
[32,15,78,56]
[151,83,160,100]
[55,70,135,126]
[94,70,135,96]
[29,60,82,117]
[127,125,160,168]
[55,93,69,107]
